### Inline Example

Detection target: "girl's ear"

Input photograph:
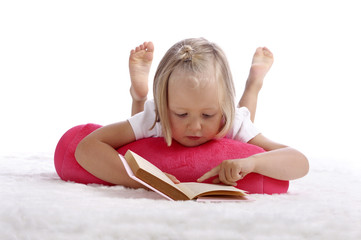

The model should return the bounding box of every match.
[221,114,226,125]
[218,114,226,132]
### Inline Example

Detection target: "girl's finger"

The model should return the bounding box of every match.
[231,168,241,182]
[197,165,220,182]
[212,178,220,184]
[219,167,236,186]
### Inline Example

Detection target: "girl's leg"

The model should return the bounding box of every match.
[238,47,274,122]
[129,42,154,116]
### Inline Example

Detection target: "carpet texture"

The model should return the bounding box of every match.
[1,153,360,240]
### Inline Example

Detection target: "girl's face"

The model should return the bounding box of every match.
[168,69,223,147]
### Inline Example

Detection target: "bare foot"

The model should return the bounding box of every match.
[129,42,154,101]
[246,47,274,92]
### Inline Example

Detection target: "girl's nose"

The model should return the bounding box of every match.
[188,118,202,132]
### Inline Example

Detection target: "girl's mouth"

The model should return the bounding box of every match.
[187,136,201,140]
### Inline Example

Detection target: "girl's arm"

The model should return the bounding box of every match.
[247,134,309,180]
[75,121,145,188]
[197,134,309,185]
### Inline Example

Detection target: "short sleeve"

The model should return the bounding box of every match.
[226,107,260,142]
[127,100,163,140]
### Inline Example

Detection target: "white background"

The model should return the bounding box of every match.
[1,0,360,168]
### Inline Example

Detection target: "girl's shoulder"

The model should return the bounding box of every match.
[235,106,252,119]
[128,99,162,139]
[226,107,259,143]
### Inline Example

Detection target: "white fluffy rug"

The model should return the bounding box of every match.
[1,153,360,240]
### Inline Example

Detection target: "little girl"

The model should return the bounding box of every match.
[75,38,309,188]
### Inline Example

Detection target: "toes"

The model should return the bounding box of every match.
[254,47,265,57]
[254,47,273,58]
[262,47,273,57]
[132,42,154,53]
[145,41,154,52]
[130,42,154,57]
[133,44,145,53]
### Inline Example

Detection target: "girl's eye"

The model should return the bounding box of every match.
[202,114,214,118]
[176,113,187,118]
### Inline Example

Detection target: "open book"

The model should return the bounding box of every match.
[119,150,248,201]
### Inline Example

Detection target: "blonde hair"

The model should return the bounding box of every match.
[152,38,236,146]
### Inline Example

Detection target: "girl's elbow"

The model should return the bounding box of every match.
[288,149,309,180]
[303,156,310,176]
[74,138,88,166]
[298,153,310,179]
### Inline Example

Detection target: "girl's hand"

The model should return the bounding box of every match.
[197,158,255,186]
[165,173,180,184]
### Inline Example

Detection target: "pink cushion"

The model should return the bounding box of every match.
[54,124,289,194]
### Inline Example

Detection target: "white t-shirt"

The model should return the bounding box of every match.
[128,99,260,143]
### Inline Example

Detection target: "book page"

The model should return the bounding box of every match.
[196,196,251,202]
[125,151,190,200]
[177,182,247,199]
